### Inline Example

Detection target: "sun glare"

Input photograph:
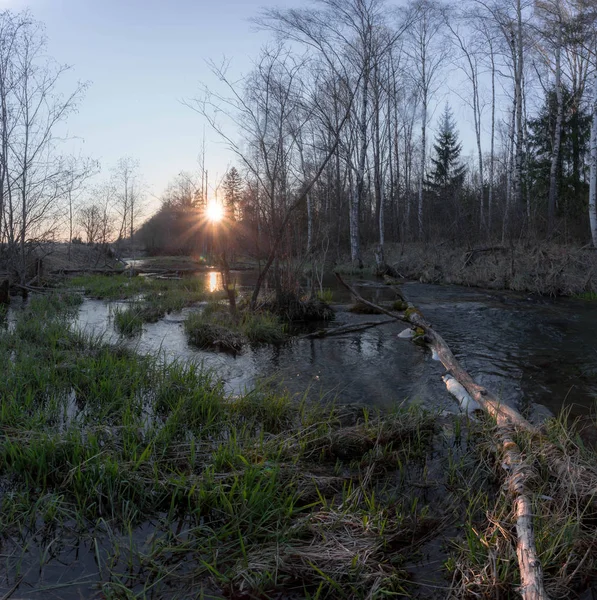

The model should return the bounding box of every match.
[206,202,224,222]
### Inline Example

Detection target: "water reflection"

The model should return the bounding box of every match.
[208,271,222,293]
[6,271,593,418]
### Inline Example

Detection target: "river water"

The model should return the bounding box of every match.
[67,271,597,423]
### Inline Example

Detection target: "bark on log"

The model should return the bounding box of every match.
[334,272,549,600]
[50,267,126,275]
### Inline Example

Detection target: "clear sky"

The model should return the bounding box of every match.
[2,0,297,210]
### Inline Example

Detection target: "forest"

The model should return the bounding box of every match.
[134,0,597,290]
[0,0,596,294]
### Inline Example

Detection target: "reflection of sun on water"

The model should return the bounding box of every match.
[208,271,220,293]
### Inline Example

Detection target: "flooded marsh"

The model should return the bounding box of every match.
[1,273,597,598]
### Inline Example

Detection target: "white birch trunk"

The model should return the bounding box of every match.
[418,97,426,240]
[513,0,525,212]
[589,71,597,247]
[349,183,361,265]
[548,26,563,237]
[489,42,496,235]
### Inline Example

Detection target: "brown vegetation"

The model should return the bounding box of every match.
[366,242,597,296]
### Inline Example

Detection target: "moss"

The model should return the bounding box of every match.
[404,306,423,320]
[392,300,408,311]
[348,301,383,315]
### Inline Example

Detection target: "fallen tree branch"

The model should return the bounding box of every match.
[335,273,533,431]
[300,319,395,339]
[12,283,51,294]
[50,267,126,275]
[334,272,549,600]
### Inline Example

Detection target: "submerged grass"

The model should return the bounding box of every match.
[67,273,229,335]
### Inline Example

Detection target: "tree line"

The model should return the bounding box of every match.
[2,1,597,288]
[213,0,594,250]
[144,0,597,287]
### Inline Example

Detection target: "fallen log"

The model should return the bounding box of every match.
[335,273,533,432]
[463,245,508,267]
[335,272,549,600]
[300,319,395,339]
[50,267,126,275]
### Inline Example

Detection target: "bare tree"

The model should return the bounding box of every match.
[78,204,102,245]
[112,157,143,244]
[590,70,597,246]
[405,0,448,240]
[0,10,87,282]
[190,43,358,308]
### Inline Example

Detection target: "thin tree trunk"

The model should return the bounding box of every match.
[589,71,597,247]
[489,41,496,235]
[418,93,427,241]
[513,0,525,213]
[548,27,563,237]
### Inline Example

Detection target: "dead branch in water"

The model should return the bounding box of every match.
[300,319,395,339]
[335,272,549,600]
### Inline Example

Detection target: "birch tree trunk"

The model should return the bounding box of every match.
[547,22,563,237]
[349,179,362,266]
[513,0,525,214]
[489,37,495,236]
[418,85,427,241]
[589,71,597,247]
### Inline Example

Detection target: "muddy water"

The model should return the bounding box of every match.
[70,272,597,420]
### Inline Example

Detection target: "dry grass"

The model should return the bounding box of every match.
[354,242,597,296]
[448,414,597,599]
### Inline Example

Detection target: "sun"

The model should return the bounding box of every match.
[206,202,224,222]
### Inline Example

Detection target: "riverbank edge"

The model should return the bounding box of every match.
[336,242,596,298]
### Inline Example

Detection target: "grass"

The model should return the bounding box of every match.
[316,288,334,303]
[334,263,376,276]
[2,292,597,598]
[67,273,209,302]
[67,274,227,335]
[575,291,597,301]
[184,303,287,351]
[0,294,447,598]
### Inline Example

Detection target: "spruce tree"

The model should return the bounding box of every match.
[427,105,466,194]
[528,86,591,220]
[222,167,243,221]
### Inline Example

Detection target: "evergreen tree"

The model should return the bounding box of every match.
[427,105,466,194]
[528,86,591,221]
[222,167,243,221]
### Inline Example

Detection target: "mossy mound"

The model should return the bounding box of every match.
[264,291,334,322]
[185,321,245,353]
[348,301,383,315]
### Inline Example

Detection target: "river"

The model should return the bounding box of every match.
[64,271,597,426]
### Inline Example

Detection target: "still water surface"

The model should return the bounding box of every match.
[71,271,597,420]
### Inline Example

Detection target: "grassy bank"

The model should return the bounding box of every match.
[68,273,209,302]
[1,294,596,598]
[338,243,597,297]
[184,302,287,351]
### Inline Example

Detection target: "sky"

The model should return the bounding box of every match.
[2,0,298,211]
[1,0,489,217]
